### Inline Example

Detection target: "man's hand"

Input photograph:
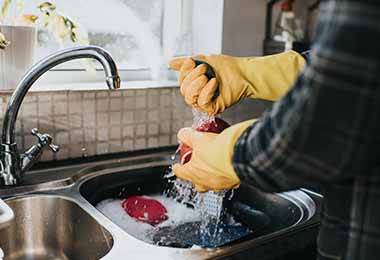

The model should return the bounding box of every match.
[169,51,306,115]
[172,119,256,192]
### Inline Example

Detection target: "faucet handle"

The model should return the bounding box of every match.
[31,127,41,137]
[48,143,60,153]
[31,128,60,153]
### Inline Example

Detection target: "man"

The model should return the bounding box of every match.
[170,1,380,259]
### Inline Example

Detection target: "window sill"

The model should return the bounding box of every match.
[0,80,179,94]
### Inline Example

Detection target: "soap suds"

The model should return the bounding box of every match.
[96,194,202,243]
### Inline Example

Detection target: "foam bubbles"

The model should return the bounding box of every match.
[96,194,202,243]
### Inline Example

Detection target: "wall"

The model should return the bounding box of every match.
[1,1,323,163]
[222,0,317,56]
[0,88,270,162]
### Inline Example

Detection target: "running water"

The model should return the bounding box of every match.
[162,174,241,247]
[191,109,215,129]
[165,109,233,244]
[96,111,242,248]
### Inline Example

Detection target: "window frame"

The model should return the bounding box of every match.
[35,0,224,86]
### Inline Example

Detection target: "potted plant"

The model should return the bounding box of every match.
[0,1,89,90]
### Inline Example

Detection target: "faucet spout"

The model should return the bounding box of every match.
[0,45,120,185]
[2,45,120,145]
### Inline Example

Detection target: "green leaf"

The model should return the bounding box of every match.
[37,1,56,12]
[1,0,12,19]
[0,32,10,50]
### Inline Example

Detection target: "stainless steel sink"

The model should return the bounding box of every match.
[0,195,113,260]
[0,150,322,259]
[80,165,316,246]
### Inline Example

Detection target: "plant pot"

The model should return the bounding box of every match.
[0,25,37,90]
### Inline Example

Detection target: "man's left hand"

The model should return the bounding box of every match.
[172,119,256,192]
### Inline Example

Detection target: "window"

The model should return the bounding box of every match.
[2,0,223,83]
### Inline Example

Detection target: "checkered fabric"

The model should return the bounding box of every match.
[233,1,380,259]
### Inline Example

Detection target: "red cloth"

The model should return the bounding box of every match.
[196,117,230,133]
[180,118,230,164]
[122,196,168,225]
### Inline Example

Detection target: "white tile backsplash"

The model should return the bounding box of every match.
[0,87,270,162]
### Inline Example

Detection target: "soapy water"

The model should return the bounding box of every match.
[96,193,247,248]
[164,173,236,246]
[164,112,244,247]
[170,109,228,219]
[97,164,248,248]
[97,195,202,244]
[164,109,235,245]
[175,110,230,218]
[96,111,247,248]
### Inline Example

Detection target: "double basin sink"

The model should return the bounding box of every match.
[0,149,322,260]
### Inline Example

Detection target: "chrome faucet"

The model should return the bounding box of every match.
[0,46,121,186]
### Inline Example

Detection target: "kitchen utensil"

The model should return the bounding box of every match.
[122,196,168,225]
[171,59,232,220]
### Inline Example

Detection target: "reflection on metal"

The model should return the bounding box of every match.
[0,195,113,260]
[0,151,321,259]
[0,46,120,186]
[0,199,13,230]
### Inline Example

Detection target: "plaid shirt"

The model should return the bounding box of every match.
[233,1,380,259]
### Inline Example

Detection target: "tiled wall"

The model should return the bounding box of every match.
[0,87,271,162]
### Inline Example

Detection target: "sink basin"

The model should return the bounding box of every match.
[0,150,321,259]
[0,199,13,230]
[0,195,113,260]
[80,165,317,248]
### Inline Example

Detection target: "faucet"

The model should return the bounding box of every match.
[0,46,121,186]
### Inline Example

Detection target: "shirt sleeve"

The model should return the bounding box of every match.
[232,1,380,192]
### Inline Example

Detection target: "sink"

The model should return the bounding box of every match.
[0,199,13,230]
[0,195,113,260]
[0,150,321,259]
[80,165,317,248]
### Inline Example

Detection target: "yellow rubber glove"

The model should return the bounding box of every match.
[169,51,306,115]
[172,119,256,192]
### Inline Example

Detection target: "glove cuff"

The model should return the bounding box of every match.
[240,51,306,101]
[206,119,258,188]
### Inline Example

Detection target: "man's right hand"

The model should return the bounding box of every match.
[169,51,306,115]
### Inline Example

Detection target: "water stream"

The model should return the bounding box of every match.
[162,109,236,246]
